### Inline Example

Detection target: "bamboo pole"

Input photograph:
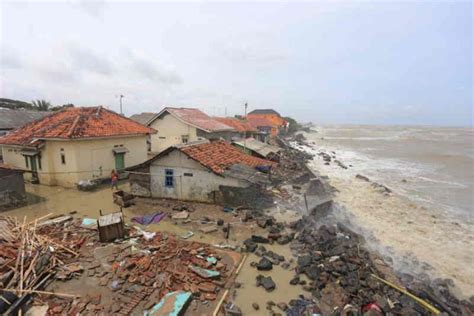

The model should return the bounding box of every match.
[212,254,248,316]
[36,235,79,256]
[0,288,79,298]
[371,274,441,315]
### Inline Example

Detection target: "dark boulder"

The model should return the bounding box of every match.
[256,258,273,271]
[256,275,276,292]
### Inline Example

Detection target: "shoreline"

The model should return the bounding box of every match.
[290,131,474,299]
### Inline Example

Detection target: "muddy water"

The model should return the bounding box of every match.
[234,243,305,315]
[2,183,123,219]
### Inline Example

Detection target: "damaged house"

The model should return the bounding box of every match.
[0,107,155,187]
[127,140,276,207]
[232,137,281,161]
[130,107,236,153]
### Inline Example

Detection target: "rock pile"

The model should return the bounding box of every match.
[288,213,474,315]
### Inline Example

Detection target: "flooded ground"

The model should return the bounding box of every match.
[3,182,302,315]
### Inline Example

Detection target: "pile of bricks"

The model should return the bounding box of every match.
[29,221,234,315]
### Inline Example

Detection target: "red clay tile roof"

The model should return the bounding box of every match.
[0,106,156,147]
[213,117,258,133]
[179,140,276,174]
[246,116,275,128]
[154,107,235,132]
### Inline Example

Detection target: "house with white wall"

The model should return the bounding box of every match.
[130,107,236,153]
[127,140,276,206]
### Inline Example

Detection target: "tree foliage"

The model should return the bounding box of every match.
[0,98,74,112]
[283,116,300,134]
[31,99,52,111]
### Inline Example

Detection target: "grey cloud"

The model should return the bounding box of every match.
[129,53,182,84]
[78,0,107,19]
[221,43,287,64]
[33,60,79,83]
[69,45,115,75]
[1,52,22,69]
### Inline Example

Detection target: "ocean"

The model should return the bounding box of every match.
[296,125,474,297]
[307,125,473,220]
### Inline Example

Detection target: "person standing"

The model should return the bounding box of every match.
[111,169,119,190]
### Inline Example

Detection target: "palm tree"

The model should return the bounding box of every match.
[31,100,52,111]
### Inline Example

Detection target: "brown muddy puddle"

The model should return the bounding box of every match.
[233,243,306,315]
[4,183,305,315]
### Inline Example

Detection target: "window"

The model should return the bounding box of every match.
[60,149,66,165]
[184,172,193,177]
[165,169,174,187]
[24,156,29,168]
[181,135,189,144]
[38,155,42,170]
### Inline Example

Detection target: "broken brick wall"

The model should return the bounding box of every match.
[129,165,151,197]
[218,184,273,208]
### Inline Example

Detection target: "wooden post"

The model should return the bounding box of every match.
[304,193,309,212]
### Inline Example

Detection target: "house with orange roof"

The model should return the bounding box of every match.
[130,107,236,153]
[127,140,275,206]
[247,109,288,137]
[0,106,156,187]
[213,117,267,142]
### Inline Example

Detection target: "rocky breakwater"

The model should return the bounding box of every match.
[286,203,474,315]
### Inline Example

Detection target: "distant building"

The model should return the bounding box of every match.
[0,107,155,187]
[0,164,26,210]
[247,109,288,137]
[213,117,266,141]
[246,116,277,139]
[127,140,275,207]
[130,107,236,153]
[0,108,51,136]
[0,108,51,161]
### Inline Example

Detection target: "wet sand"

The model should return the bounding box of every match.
[293,137,474,298]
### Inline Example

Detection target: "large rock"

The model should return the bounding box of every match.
[256,258,273,271]
[251,235,270,244]
[243,239,257,252]
[297,254,312,269]
[256,275,276,292]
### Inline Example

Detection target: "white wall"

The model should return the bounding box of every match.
[148,150,247,202]
[1,135,148,187]
[149,112,202,153]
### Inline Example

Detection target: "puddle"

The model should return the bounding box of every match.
[234,243,305,315]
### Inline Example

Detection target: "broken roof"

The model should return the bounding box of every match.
[149,107,235,133]
[232,138,281,157]
[0,108,52,130]
[129,112,156,125]
[248,109,281,116]
[213,117,258,133]
[222,163,271,185]
[133,140,276,175]
[0,106,156,147]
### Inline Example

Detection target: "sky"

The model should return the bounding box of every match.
[0,0,472,126]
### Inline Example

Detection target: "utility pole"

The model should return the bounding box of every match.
[119,95,124,115]
[243,102,248,153]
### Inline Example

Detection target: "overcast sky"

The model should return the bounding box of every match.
[0,0,472,125]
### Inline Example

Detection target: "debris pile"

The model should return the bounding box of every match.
[0,215,89,314]
[0,215,239,315]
